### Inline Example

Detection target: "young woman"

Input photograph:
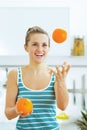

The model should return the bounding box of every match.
[5,26,70,130]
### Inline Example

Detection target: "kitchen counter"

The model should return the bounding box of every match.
[57,116,78,130]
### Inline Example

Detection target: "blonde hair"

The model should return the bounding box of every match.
[25,26,50,46]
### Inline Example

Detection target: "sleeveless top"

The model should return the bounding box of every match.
[16,67,59,130]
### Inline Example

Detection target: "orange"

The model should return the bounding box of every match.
[52,28,67,43]
[16,98,33,116]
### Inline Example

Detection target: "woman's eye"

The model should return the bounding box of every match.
[32,43,37,46]
[43,44,47,47]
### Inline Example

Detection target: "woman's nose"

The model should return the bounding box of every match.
[37,45,43,51]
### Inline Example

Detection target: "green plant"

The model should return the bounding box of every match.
[75,110,87,130]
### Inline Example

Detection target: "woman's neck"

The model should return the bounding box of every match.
[27,63,48,74]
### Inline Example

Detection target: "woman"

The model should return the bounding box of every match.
[5,26,70,130]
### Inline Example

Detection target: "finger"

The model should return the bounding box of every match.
[66,65,71,74]
[63,61,67,67]
[51,69,56,76]
[51,67,61,81]
[56,65,61,73]
[51,66,60,75]
[21,111,33,117]
[20,111,24,114]
[56,66,64,79]
[62,67,66,77]
[62,62,71,78]
[62,62,67,75]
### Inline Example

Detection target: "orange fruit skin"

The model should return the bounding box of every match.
[52,28,67,43]
[16,98,33,116]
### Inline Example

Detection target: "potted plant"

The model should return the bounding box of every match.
[75,110,87,130]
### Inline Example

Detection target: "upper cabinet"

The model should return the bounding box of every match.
[0,7,70,56]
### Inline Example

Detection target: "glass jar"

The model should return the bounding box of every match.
[73,36,85,56]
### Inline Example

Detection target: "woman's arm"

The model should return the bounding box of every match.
[5,70,19,120]
[53,62,71,111]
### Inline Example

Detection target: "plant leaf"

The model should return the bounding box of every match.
[81,111,87,121]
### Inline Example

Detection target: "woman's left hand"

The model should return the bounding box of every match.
[52,62,71,86]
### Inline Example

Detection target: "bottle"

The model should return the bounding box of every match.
[73,35,85,56]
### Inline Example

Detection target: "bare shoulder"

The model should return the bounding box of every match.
[8,69,17,79]
[7,69,18,86]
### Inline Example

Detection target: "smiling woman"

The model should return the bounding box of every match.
[24,26,50,64]
[4,26,70,130]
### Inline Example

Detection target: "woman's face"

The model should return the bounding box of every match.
[25,33,50,64]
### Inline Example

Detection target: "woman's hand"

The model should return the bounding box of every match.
[15,104,24,116]
[52,62,70,110]
[15,100,33,117]
[53,62,71,87]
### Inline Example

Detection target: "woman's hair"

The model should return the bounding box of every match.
[25,26,50,46]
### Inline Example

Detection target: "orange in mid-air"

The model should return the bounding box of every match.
[16,98,33,117]
[52,28,67,43]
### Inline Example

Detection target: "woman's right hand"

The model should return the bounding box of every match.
[15,101,33,117]
[15,101,25,117]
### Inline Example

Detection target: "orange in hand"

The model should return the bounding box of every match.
[16,98,33,117]
[52,28,67,43]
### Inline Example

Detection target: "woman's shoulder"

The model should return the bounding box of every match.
[7,69,18,79]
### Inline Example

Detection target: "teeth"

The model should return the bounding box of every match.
[36,54,43,56]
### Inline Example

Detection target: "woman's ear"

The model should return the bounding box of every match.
[24,44,28,52]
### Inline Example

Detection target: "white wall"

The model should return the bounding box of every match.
[0,0,86,35]
[0,0,87,55]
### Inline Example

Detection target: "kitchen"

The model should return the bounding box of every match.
[0,0,87,130]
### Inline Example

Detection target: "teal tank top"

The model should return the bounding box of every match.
[16,67,59,130]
